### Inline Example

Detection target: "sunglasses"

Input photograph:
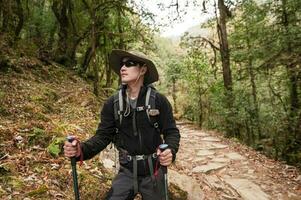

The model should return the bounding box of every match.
[120,60,143,68]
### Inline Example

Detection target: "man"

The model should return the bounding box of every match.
[64,49,180,200]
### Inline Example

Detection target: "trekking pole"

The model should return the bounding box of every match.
[159,144,169,200]
[67,136,80,200]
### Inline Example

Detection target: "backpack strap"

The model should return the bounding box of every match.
[145,85,160,130]
[145,86,152,120]
[113,87,124,125]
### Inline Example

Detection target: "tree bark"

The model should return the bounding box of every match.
[117,5,124,49]
[217,0,236,137]
[14,0,24,40]
[52,0,80,67]
[281,0,300,143]
[217,0,232,92]
[245,25,261,141]
[52,0,69,65]
[90,0,99,96]
[172,78,178,114]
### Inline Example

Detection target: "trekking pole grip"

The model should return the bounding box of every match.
[159,144,169,174]
[67,136,77,165]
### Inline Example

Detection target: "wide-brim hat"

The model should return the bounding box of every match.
[109,49,159,85]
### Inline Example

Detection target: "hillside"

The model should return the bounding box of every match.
[0,58,111,199]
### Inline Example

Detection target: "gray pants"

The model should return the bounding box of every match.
[105,167,165,200]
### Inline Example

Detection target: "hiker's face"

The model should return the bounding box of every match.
[120,57,146,84]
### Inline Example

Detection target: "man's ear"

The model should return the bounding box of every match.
[140,66,147,75]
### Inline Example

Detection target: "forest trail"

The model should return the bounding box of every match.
[170,122,301,200]
[101,122,301,200]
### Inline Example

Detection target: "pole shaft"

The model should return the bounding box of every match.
[71,158,80,200]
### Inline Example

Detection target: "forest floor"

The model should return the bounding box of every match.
[0,57,300,199]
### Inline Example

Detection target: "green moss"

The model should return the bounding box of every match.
[26,184,48,197]
[7,176,24,189]
[0,89,5,99]
[28,127,52,147]
[43,88,59,102]
[30,94,44,102]
[28,127,45,144]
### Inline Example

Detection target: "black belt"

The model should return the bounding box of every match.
[126,153,157,162]
[124,153,157,194]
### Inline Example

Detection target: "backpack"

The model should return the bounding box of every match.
[113,85,160,132]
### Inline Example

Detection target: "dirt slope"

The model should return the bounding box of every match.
[0,59,111,199]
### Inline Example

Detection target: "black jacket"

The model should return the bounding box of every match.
[79,85,180,165]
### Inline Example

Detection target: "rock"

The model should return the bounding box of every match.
[224,178,270,200]
[102,159,115,169]
[192,163,226,173]
[211,157,229,163]
[15,135,23,142]
[295,175,301,181]
[194,157,207,162]
[225,152,245,160]
[197,150,215,156]
[208,143,228,150]
[201,137,221,142]
[169,169,204,200]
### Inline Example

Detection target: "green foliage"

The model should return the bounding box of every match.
[168,0,301,166]
[20,1,56,51]
[28,127,45,145]
[47,137,66,157]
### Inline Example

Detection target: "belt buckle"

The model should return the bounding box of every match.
[136,155,145,160]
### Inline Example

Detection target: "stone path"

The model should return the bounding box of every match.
[99,122,301,200]
[171,122,301,200]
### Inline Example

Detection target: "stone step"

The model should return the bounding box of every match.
[224,178,270,200]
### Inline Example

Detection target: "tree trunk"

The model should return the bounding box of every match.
[281,0,300,152]
[172,78,178,114]
[91,1,99,96]
[245,26,261,141]
[217,0,236,137]
[47,22,57,51]
[117,5,124,49]
[81,47,93,73]
[217,0,232,92]
[196,69,203,127]
[52,0,79,67]
[14,0,24,40]
[198,88,203,128]
[52,0,68,63]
